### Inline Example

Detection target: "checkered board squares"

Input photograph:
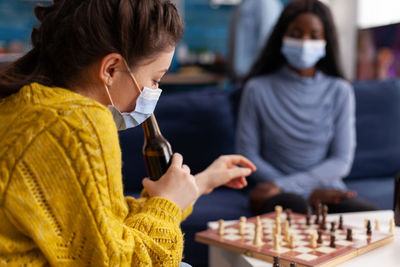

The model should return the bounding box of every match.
[195,212,394,267]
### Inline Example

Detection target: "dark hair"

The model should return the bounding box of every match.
[246,0,343,82]
[0,0,183,98]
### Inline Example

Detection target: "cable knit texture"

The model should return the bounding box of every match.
[0,83,192,266]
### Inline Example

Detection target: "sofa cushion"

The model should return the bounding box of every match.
[119,88,236,193]
[345,177,394,210]
[347,79,400,179]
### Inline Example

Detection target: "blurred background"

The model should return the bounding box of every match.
[1,0,400,88]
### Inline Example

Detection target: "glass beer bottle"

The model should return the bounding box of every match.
[142,114,173,181]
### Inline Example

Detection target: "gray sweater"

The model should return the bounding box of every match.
[236,66,356,198]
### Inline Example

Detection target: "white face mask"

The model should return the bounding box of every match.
[104,60,163,131]
[281,37,327,70]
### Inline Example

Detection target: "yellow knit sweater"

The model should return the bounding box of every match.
[0,83,192,266]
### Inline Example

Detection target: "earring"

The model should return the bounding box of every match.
[107,77,112,86]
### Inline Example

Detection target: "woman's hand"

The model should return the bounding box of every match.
[249,182,282,214]
[142,153,199,211]
[195,155,256,195]
[309,189,357,208]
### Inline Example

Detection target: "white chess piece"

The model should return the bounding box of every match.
[289,234,296,249]
[218,219,224,236]
[274,234,281,252]
[375,219,380,231]
[310,232,317,248]
[239,217,246,236]
[389,219,395,234]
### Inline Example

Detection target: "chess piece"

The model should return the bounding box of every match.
[310,232,317,248]
[286,209,292,226]
[317,230,323,244]
[315,203,321,225]
[306,207,311,226]
[366,220,372,235]
[330,221,336,232]
[320,205,328,230]
[330,234,336,248]
[389,219,395,234]
[290,263,297,267]
[284,229,291,242]
[253,225,263,247]
[273,256,280,267]
[275,205,283,217]
[338,215,344,230]
[284,220,289,234]
[239,216,246,236]
[375,219,380,231]
[346,228,353,241]
[273,234,281,252]
[218,219,224,236]
[289,234,296,249]
[365,218,369,229]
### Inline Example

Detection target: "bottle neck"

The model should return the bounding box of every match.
[142,114,162,138]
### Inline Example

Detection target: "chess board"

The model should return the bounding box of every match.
[195,212,394,267]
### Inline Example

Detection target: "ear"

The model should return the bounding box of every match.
[98,53,123,86]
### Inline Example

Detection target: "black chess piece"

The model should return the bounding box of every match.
[273,256,280,267]
[330,234,336,248]
[315,203,321,225]
[317,230,323,244]
[286,209,292,226]
[346,228,353,241]
[306,207,311,226]
[338,215,344,230]
[290,263,297,267]
[330,221,336,232]
[366,220,372,235]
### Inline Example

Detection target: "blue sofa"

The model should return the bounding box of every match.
[119,79,400,266]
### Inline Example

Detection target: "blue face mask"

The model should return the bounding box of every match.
[106,86,162,130]
[281,37,327,70]
[104,60,162,131]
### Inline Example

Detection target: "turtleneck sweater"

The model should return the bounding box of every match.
[236,66,356,198]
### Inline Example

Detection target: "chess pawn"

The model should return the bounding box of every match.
[330,221,336,232]
[330,234,336,248]
[346,228,353,241]
[239,222,245,236]
[375,219,380,231]
[338,215,344,230]
[310,232,317,248]
[273,256,280,267]
[218,219,224,236]
[389,219,395,234]
[289,234,296,249]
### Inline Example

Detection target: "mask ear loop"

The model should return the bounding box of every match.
[123,59,143,94]
[104,83,115,106]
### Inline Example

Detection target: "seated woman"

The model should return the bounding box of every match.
[0,0,256,266]
[236,0,378,215]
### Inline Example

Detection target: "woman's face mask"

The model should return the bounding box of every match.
[281,37,327,70]
[104,60,162,131]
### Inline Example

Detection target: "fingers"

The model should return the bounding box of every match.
[221,155,257,171]
[142,178,154,191]
[226,166,252,180]
[182,164,191,174]
[170,153,183,168]
[225,177,248,189]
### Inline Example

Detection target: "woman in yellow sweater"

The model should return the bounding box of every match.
[0,0,256,266]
